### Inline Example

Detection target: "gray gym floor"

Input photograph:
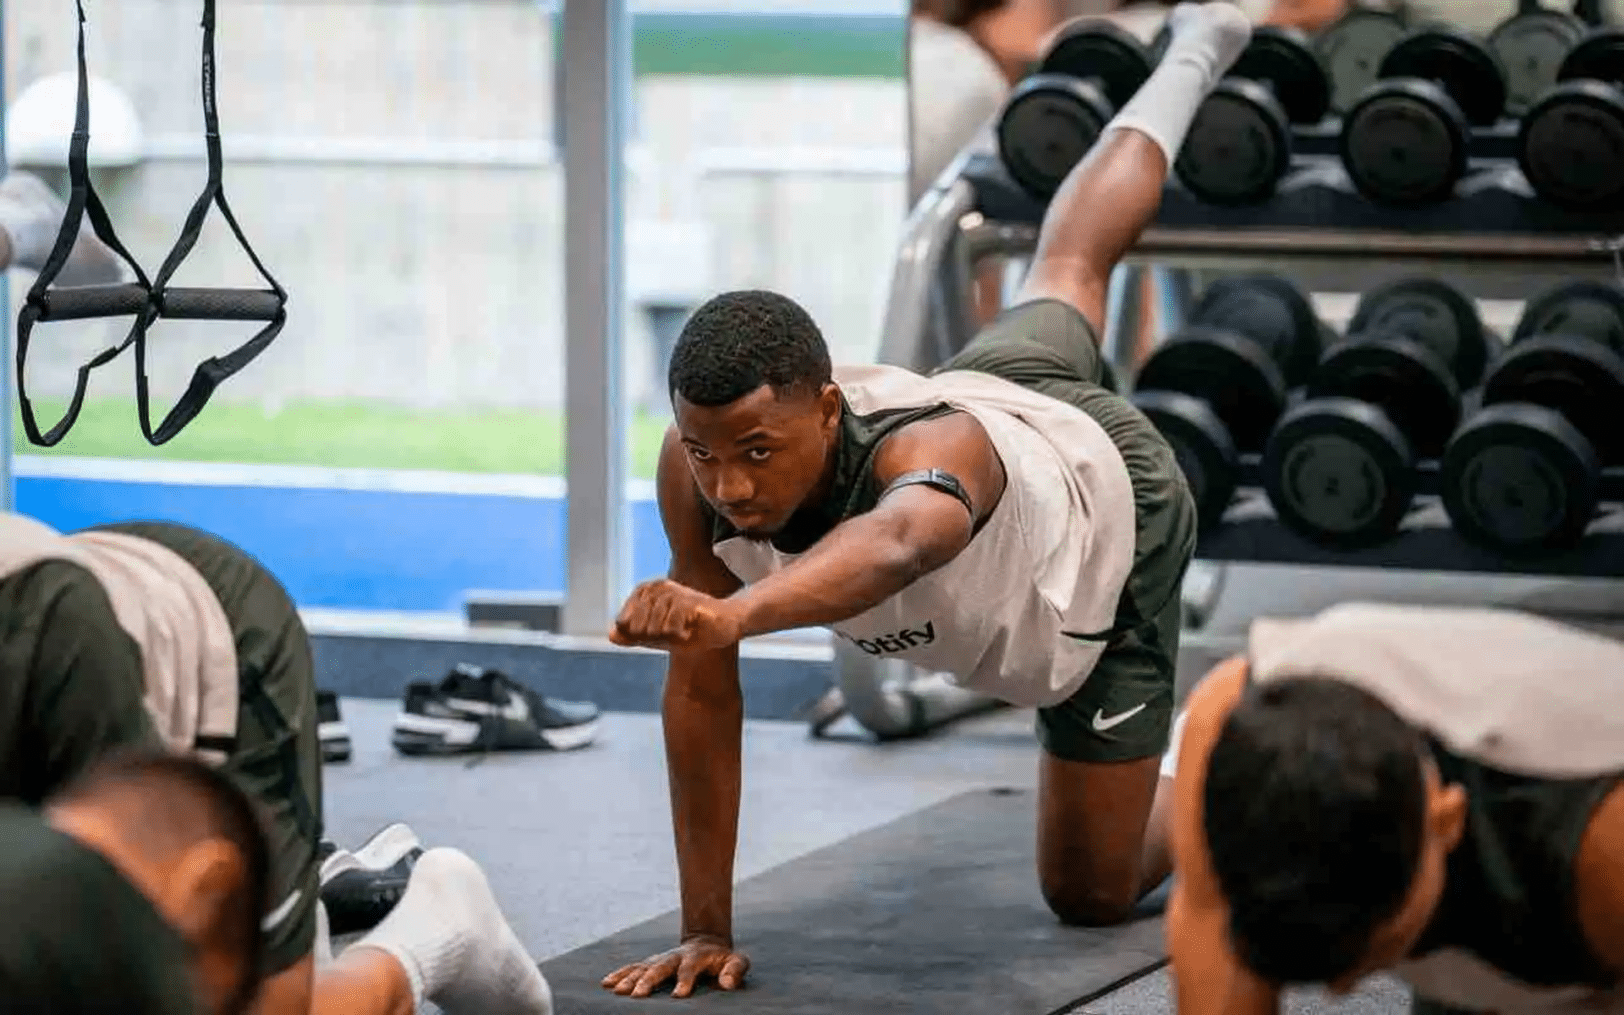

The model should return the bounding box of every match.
[322,697,1411,1015]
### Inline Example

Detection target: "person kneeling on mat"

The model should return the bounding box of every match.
[602,2,1253,999]
[1166,603,1624,1015]
[0,512,554,1015]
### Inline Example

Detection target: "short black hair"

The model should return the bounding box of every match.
[55,752,273,1014]
[1202,677,1429,985]
[668,290,832,408]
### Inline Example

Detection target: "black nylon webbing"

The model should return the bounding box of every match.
[14,0,156,447]
[14,0,287,448]
[133,0,287,446]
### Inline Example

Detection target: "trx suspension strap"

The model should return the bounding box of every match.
[15,0,287,447]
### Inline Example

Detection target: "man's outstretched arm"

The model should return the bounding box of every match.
[610,411,1006,650]
[1018,4,1252,327]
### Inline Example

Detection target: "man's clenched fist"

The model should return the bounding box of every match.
[610,579,747,651]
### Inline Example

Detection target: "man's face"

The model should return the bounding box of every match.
[675,382,841,539]
[1328,765,1468,994]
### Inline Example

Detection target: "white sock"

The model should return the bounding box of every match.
[1106,2,1253,173]
[348,848,554,1015]
[0,171,123,286]
[1160,708,1191,780]
[314,900,336,971]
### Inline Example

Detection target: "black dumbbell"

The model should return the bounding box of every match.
[1262,278,1497,549]
[1489,0,1589,117]
[1340,28,1509,206]
[1314,4,1410,115]
[997,20,1152,201]
[1518,27,1624,211]
[1441,280,1624,553]
[1131,275,1325,531]
[1174,27,1332,206]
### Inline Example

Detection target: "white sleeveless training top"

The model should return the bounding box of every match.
[1249,602,1624,1015]
[712,363,1138,708]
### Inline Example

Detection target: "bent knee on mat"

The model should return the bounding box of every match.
[1039,878,1140,928]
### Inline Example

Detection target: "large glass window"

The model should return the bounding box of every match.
[3,1,908,615]
[6,0,564,613]
[619,3,909,582]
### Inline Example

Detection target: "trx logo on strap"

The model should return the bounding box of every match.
[842,622,937,656]
[16,0,287,448]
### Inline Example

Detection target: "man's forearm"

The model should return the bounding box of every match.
[732,515,947,638]
[663,663,745,942]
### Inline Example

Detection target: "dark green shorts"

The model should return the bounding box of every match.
[96,522,323,974]
[937,299,1199,764]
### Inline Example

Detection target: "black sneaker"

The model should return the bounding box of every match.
[319,822,423,937]
[390,664,600,756]
[316,690,352,763]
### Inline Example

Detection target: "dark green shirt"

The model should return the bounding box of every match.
[1413,740,1621,988]
[0,559,158,804]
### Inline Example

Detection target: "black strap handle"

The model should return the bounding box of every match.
[15,0,158,448]
[1574,0,1603,25]
[14,0,287,448]
[31,284,282,323]
[130,0,288,446]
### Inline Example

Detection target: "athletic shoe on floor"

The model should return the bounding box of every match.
[317,690,352,763]
[390,664,600,757]
[0,170,123,286]
[320,822,424,937]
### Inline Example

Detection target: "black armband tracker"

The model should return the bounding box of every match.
[880,468,975,520]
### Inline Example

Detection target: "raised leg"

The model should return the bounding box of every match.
[1018,3,1252,329]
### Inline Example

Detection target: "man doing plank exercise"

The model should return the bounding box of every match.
[1168,603,1624,1015]
[603,2,1254,999]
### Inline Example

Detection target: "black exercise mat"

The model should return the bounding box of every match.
[541,787,1169,1015]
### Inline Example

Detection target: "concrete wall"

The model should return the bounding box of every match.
[4,1,908,412]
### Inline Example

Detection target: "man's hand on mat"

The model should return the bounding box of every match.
[601,936,750,998]
[609,579,745,651]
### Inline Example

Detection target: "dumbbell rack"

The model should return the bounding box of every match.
[883,150,1624,580]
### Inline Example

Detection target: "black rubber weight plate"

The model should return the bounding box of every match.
[997,76,1111,200]
[1263,397,1417,548]
[1137,326,1288,451]
[1342,83,1467,205]
[1513,279,1624,355]
[1316,9,1407,114]
[1040,20,1152,109]
[1555,25,1624,85]
[1483,333,1624,464]
[1195,275,1319,384]
[1131,389,1238,531]
[1489,9,1586,117]
[1312,336,1461,458]
[1518,82,1624,210]
[1350,276,1486,386]
[1379,29,1508,126]
[1174,82,1291,205]
[1441,402,1601,552]
[1231,26,1332,124]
